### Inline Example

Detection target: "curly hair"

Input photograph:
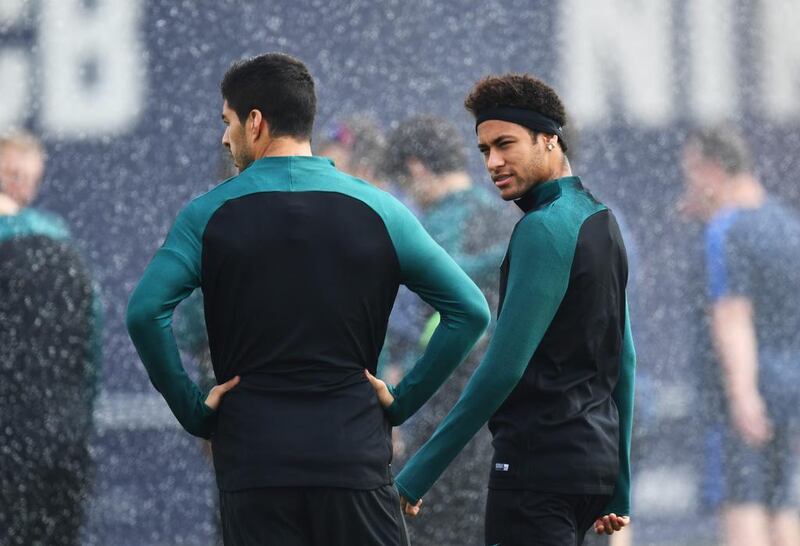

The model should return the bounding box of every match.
[464,74,568,151]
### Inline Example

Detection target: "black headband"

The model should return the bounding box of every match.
[475,107,564,140]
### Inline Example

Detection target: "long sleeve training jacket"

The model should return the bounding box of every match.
[395,176,636,516]
[126,156,489,491]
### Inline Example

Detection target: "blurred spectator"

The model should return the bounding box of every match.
[680,125,800,546]
[383,115,516,546]
[317,115,390,190]
[0,130,101,545]
[0,130,46,207]
[384,115,516,325]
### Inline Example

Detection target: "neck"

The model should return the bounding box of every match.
[254,137,313,159]
[549,154,572,181]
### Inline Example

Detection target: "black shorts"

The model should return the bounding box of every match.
[485,489,610,546]
[219,485,409,546]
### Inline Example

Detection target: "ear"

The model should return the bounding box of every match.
[405,157,429,179]
[249,109,266,140]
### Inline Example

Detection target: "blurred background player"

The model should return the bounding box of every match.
[382,114,517,546]
[316,115,392,192]
[0,130,101,545]
[680,126,800,546]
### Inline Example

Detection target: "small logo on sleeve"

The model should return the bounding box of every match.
[494,463,510,472]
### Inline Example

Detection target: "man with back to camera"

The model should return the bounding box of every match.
[0,131,101,545]
[369,73,636,545]
[680,126,800,546]
[126,52,490,546]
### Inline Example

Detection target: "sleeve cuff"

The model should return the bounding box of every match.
[385,385,403,426]
[394,479,420,504]
[191,394,217,439]
[602,498,630,517]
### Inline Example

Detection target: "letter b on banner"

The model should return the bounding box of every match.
[41,0,145,137]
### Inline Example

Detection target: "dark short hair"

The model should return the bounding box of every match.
[383,115,467,178]
[220,53,316,140]
[464,73,568,152]
[687,125,752,175]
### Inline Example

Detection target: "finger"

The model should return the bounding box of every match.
[402,497,421,517]
[205,376,241,409]
[364,369,383,387]
[594,520,605,535]
[219,375,241,393]
[603,516,614,535]
[609,514,622,531]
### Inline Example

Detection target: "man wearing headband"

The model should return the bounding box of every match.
[370,74,635,545]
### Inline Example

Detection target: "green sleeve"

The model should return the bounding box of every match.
[126,204,216,438]
[603,299,636,516]
[383,206,491,426]
[395,214,574,503]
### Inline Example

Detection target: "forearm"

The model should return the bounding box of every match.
[395,348,524,503]
[385,289,489,425]
[395,232,568,502]
[127,292,215,438]
[604,302,636,516]
[126,251,214,438]
[711,298,759,400]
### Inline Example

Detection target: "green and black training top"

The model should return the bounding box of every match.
[126,156,489,491]
[395,176,636,516]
